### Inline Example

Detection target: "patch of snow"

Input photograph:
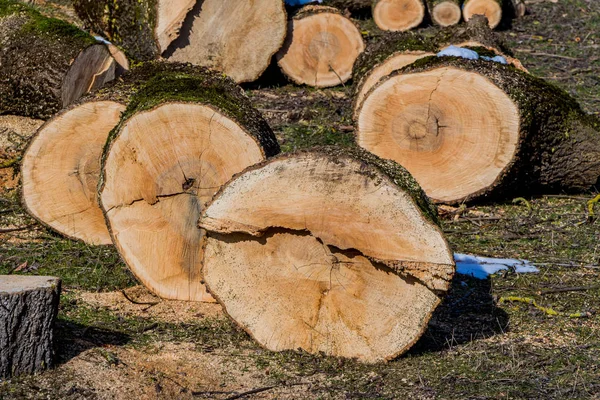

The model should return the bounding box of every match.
[285,0,323,6]
[437,45,479,60]
[481,55,508,64]
[454,253,539,279]
[94,36,112,45]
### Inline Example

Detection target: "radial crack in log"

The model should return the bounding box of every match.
[199,147,455,362]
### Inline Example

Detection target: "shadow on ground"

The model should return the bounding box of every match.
[409,274,509,354]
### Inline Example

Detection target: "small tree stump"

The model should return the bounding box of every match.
[0,276,61,379]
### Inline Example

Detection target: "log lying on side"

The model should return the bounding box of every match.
[462,0,503,29]
[356,57,600,204]
[21,62,203,246]
[326,0,425,31]
[0,276,61,379]
[73,0,195,60]
[200,147,454,362]
[99,72,280,302]
[276,6,365,88]
[166,0,287,83]
[0,0,122,120]
[352,32,437,119]
[426,0,461,27]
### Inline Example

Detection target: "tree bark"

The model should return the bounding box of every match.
[99,70,279,302]
[0,0,120,120]
[0,276,61,379]
[356,56,600,204]
[199,147,454,362]
[276,5,365,88]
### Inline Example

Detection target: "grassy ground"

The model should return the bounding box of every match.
[1,1,600,399]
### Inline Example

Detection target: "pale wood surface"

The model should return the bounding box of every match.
[373,0,426,31]
[463,0,503,29]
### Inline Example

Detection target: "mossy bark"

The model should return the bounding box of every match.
[389,56,600,199]
[0,277,61,379]
[0,0,101,119]
[321,0,372,12]
[290,4,343,19]
[73,0,158,61]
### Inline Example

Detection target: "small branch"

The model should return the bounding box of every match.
[120,290,160,306]
[538,285,600,296]
[499,296,592,318]
[0,224,36,233]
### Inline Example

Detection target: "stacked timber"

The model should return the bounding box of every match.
[277,6,365,87]
[199,147,455,362]
[326,0,426,31]
[0,0,125,120]
[426,0,461,27]
[73,0,288,83]
[462,0,503,28]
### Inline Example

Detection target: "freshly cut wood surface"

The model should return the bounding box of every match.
[356,57,600,203]
[372,0,425,31]
[167,0,287,83]
[462,0,503,29]
[200,148,454,362]
[22,101,125,245]
[156,0,195,53]
[277,6,365,88]
[0,1,121,119]
[100,74,279,302]
[0,276,61,379]
[427,0,461,26]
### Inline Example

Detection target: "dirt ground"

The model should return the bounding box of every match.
[1,0,600,399]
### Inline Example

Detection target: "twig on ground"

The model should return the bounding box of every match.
[0,224,36,233]
[120,290,160,306]
[538,285,600,295]
[222,383,308,400]
[499,296,592,318]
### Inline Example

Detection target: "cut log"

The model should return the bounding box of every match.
[511,0,526,17]
[352,32,437,119]
[21,62,206,246]
[73,0,193,60]
[355,57,600,204]
[0,276,61,379]
[0,0,123,120]
[462,0,503,29]
[166,0,287,83]
[426,0,461,27]
[372,0,426,31]
[99,72,280,302]
[199,147,454,362]
[276,6,365,88]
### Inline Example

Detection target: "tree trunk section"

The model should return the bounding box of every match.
[276,6,365,88]
[199,147,454,362]
[462,0,503,29]
[322,0,372,13]
[21,62,225,246]
[99,71,280,302]
[0,276,61,379]
[372,0,426,31]
[0,1,122,120]
[356,57,600,204]
[426,0,461,27]
[165,0,287,83]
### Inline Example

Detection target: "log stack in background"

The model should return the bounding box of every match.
[426,0,461,27]
[462,0,503,28]
[200,147,454,362]
[0,0,125,120]
[277,5,365,87]
[327,0,426,31]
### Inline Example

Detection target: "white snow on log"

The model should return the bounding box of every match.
[437,45,479,60]
[94,36,111,45]
[481,55,508,64]
[454,253,539,279]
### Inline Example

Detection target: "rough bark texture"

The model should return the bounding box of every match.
[369,56,600,201]
[0,276,61,379]
[73,0,158,60]
[0,0,102,120]
[322,0,372,12]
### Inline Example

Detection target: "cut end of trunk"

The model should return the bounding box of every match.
[432,1,462,26]
[167,0,287,83]
[277,9,365,88]
[101,102,270,302]
[373,0,425,31]
[200,149,454,361]
[357,66,520,204]
[354,51,434,119]
[156,0,196,53]
[22,101,125,245]
[463,0,502,29]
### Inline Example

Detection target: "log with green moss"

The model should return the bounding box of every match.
[0,0,122,120]
[356,55,600,204]
[20,61,222,247]
[98,70,279,302]
[462,0,503,28]
[198,146,455,362]
[426,0,461,26]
